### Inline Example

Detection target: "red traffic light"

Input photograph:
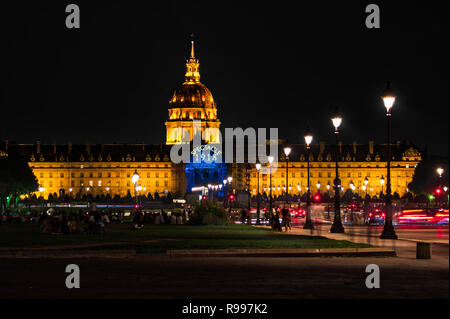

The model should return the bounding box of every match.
[202,195,207,201]
[435,188,443,195]
[229,194,235,200]
[313,194,321,202]
[134,204,139,209]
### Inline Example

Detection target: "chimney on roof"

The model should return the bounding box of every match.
[319,141,325,154]
[36,140,41,154]
[68,142,72,154]
[369,141,374,154]
[53,141,57,154]
[86,141,91,154]
[353,141,357,154]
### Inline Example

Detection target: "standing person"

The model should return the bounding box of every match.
[274,206,282,232]
[240,209,247,224]
[281,206,291,232]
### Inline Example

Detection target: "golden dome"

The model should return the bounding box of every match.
[168,41,217,110]
[169,82,216,109]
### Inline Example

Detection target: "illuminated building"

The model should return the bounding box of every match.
[0,41,421,200]
[165,41,220,145]
[242,141,421,198]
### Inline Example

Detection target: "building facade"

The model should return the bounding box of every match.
[0,42,422,200]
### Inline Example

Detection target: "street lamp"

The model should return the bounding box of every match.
[284,146,292,204]
[317,181,321,191]
[268,155,274,213]
[330,107,344,233]
[380,175,385,194]
[227,176,233,212]
[223,178,227,197]
[350,181,355,191]
[132,169,139,207]
[437,167,444,178]
[364,177,369,197]
[380,81,398,239]
[303,126,314,230]
[256,163,262,224]
[38,186,45,214]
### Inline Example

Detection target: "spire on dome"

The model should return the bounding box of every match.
[190,40,195,59]
[185,40,200,83]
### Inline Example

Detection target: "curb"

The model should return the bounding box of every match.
[0,250,137,259]
[0,247,396,258]
[166,247,396,258]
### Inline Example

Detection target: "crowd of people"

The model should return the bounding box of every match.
[132,209,191,229]
[238,205,292,232]
[37,210,111,234]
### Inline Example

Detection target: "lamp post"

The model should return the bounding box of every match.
[227,176,233,214]
[330,108,344,233]
[380,175,385,196]
[364,177,369,197]
[380,81,398,239]
[437,167,444,207]
[132,170,139,208]
[268,156,274,213]
[246,164,251,210]
[256,163,262,225]
[284,147,291,204]
[303,127,314,230]
[39,186,45,214]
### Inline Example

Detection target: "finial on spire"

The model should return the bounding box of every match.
[190,40,195,59]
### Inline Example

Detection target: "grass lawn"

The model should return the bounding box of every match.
[0,223,371,251]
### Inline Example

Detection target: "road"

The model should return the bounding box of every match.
[0,220,447,300]
[0,255,447,299]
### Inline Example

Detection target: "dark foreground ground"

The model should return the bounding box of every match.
[0,255,447,299]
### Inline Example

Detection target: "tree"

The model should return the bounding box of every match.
[0,149,38,212]
[408,155,449,194]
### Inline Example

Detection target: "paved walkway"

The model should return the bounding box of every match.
[258,224,449,259]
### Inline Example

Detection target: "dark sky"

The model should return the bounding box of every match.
[0,1,448,156]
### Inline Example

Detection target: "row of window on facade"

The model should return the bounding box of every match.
[271,163,415,168]
[33,164,170,169]
[169,109,214,120]
[253,171,410,179]
[39,172,170,179]
[41,180,170,188]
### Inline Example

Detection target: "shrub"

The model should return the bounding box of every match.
[188,200,230,225]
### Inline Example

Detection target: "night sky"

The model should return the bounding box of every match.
[0,1,448,156]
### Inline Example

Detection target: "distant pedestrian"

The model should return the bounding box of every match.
[281,207,291,232]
